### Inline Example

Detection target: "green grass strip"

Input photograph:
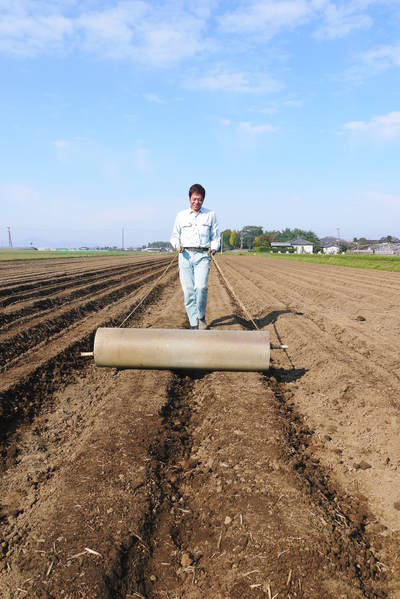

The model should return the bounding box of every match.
[253,252,400,272]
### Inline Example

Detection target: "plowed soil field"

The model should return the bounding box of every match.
[1,254,399,598]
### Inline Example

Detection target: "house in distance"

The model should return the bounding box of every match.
[271,238,314,254]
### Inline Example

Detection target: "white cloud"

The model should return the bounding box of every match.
[54,139,71,158]
[0,0,397,68]
[186,0,218,20]
[363,42,400,70]
[283,97,303,107]
[346,42,400,82]
[219,1,313,37]
[144,92,163,104]
[344,111,400,140]
[0,1,210,65]
[258,105,278,115]
[314,2,373,40]
[185,67,282,94]
[0,13,73,55]
[134,146,151,173]
[219,117,275,136]
[76,2,148,58]
[219,0,396,42]
[239,120,275,135]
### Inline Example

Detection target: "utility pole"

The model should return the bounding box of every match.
[336,227,341,242]
[7,226,13,248]
[121,227,125,251]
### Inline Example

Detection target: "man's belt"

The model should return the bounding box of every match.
[183,247,209,252]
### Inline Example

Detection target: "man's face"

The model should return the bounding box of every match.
[190,192,204,213]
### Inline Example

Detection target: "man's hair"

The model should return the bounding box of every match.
[189,183,206,199]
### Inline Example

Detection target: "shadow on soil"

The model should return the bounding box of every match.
[209,308,303,330]
[267,366,307,383]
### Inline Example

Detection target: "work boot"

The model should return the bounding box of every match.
[198,318,207,330]
[191,325,198,330]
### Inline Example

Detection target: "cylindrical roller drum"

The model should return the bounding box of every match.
[94,327,270,372]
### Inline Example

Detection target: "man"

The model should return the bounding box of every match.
[170,183,220,330]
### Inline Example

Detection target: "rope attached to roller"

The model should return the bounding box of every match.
[211,255,290,355]
[118,254,178,328]
[211,255,259,331]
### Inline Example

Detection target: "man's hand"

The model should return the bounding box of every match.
[178,246,184,253]
[208,248,216,257]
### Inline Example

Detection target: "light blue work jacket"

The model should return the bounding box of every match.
[170,208,220,251]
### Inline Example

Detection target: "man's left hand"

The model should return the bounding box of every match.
[208,248,216,257]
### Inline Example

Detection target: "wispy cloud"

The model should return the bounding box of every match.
[283,96,303,108]
[0,1,210,65]
[344,111,400,140]
[54,139,71,158]
[219,1,396,43]
[345,41,400,83]
[239,121,275,135]
[219,1,313,37]
[134,145,151,173]
[221,118,275,136]
[314,2,373,40]
[185,67,282,94]
[362,42,400,71]
[2,1,392,65]
[144,92,163,104]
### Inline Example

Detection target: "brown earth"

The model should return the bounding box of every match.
[1,254,399,598]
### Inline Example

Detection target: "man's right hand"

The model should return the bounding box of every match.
[178,246,184,253]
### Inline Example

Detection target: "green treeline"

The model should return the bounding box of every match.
[221,226,320,252]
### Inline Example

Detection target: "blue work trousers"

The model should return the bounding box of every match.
[179,250,211,326]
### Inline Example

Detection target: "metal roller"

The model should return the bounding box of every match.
[93,327,271,372]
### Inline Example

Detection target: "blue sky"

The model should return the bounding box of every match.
[1,0,399,247]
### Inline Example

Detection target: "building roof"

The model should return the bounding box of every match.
[291,238,314,246]
[271,238,314,247]
[321,241,339,248]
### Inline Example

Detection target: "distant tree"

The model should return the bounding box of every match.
[275,228,294,242]
[221,229,232,248]
[229,230,240,248]
[262,231,278,243]
[254,234,271,249]
[148,241,173,249]
[273,228,320,252]
[240,226,263,249]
